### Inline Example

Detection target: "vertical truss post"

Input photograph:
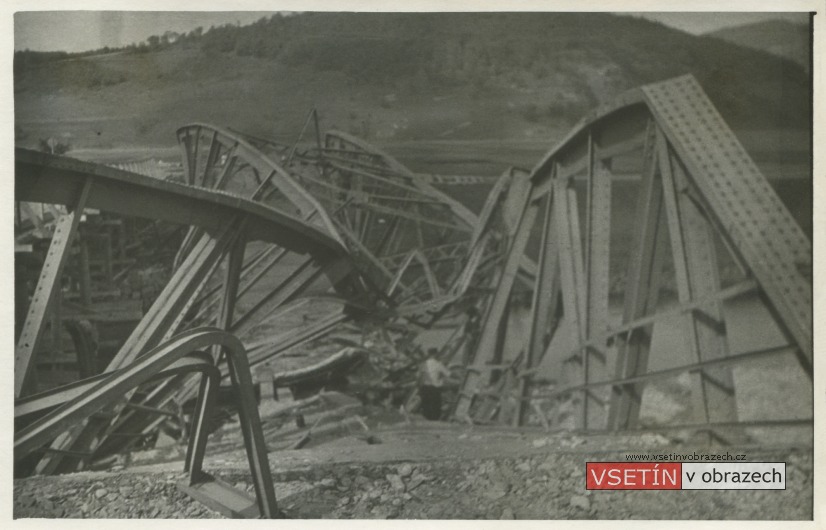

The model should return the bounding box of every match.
[658,129,738,440]
[181,128,196,186]
[15,178,91,398]
[454,177,536,421]
[608,121,667,430]
[50,284,63,358]
[583,135,612,430]
[102,230,114,284]
[482,297,511,422]
[514,187,559,426]
[217,233,246,338]
[553,178,587,429]
[312,109,324,157]
[78,230,92,307]
[222,343,279,517]
[202,131,221,189]
[184,362,220,479]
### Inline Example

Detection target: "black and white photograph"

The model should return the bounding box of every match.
[7,0,820,522]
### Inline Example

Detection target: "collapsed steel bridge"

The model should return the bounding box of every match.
[14,75,812,517]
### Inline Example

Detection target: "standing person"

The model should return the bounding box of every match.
[418,349,451,420]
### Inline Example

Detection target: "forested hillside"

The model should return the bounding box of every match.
[14,12,810,150]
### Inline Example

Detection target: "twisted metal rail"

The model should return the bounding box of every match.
[15,328,279,518]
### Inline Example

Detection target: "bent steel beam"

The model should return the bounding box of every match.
[177,123,342,243]
[15,148,346,258]
[15,328,279,518]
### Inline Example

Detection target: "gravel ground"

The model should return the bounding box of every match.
[13,471,216,518]
[14,442,812,520]
[266,448,813,519]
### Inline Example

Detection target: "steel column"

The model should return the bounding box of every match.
[454,175,536,421]
[658,129,738,438]
[15,178,91,398]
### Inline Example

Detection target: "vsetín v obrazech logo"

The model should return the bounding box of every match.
[586,462,785,490]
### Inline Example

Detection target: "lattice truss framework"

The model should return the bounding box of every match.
[13,75,812,489]
[14,110,527,476]
[454,75,812,439]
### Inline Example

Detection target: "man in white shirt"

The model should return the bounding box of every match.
[418,349,452,420]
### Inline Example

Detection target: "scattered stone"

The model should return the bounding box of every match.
[94,488,108,499]
[20,495,37,507]
[386,474,405,493]
[638,433,670,446]
[484,483,509,501]
[532,438,548,448]
[119,486,134,497]
[500,507,516,519]
[372,506,397,519]
[319,478,337,489]
[407,473,428,491]
[398,463,414,478]
[559,436,585,449]
[367,488,382,500]
[570,495,590,511]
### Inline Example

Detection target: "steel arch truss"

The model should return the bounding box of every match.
[455,75,812,441]
[14,113,523,475]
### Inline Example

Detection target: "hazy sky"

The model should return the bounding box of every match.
[14,11,811,53]
[14,12,275,52]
